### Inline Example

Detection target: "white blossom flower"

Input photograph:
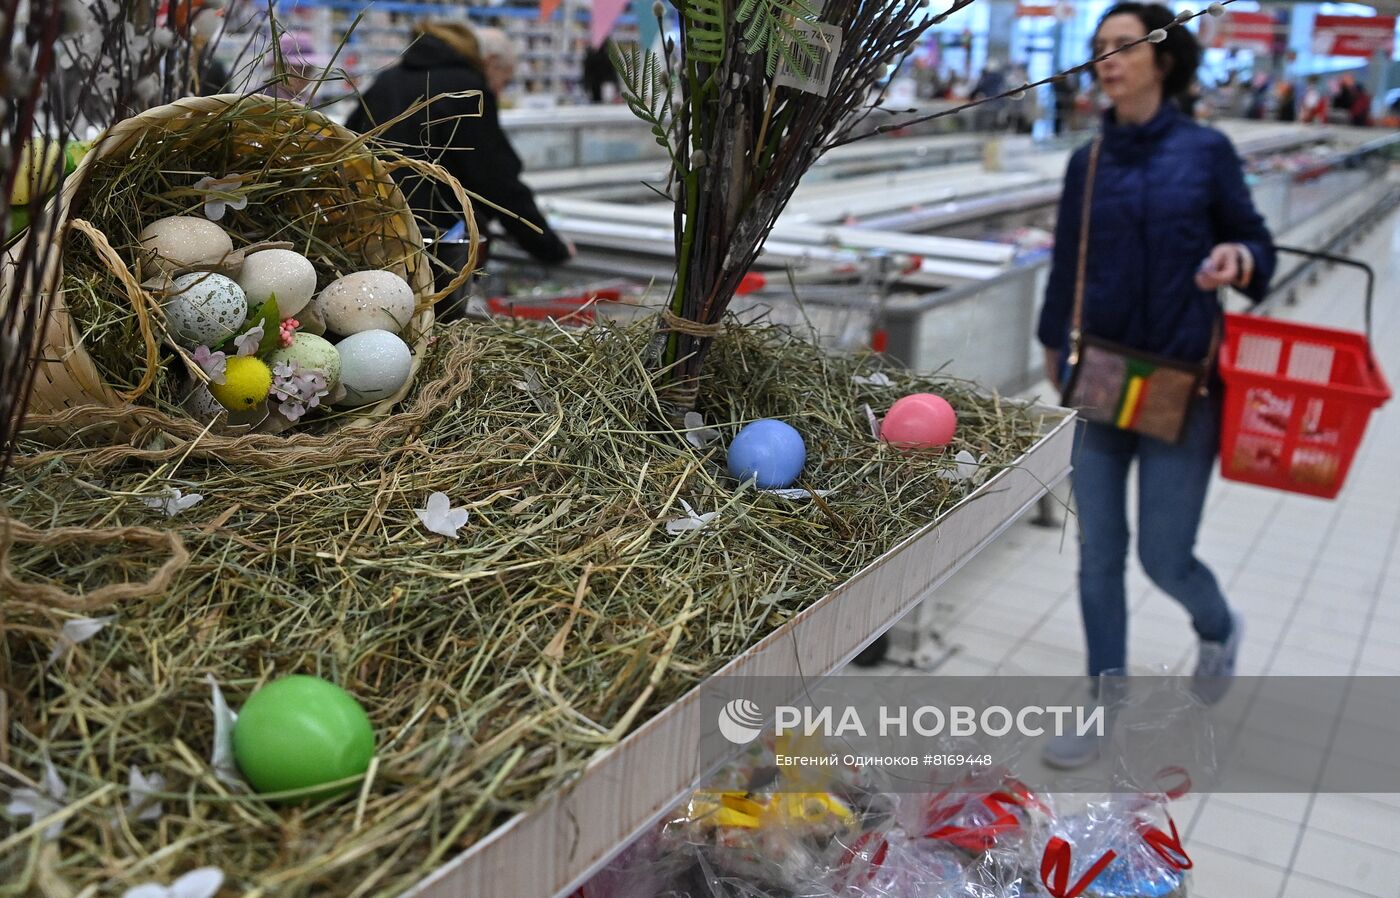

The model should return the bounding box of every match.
[142,489,204,518]
[1146,28,1168,43]
[1207,2,1226,15]
[684,411,721,449]
[46,615,116,667]
[851,372,893,387]
[937,449,991,485]
[121,867,225,898]
[126,765,165,823]
[5,756,67,840]
[192,175,249,223]
[415,492,471,538]
[665,500,717,534]
[861,404,881,440]
[207,675,240,786]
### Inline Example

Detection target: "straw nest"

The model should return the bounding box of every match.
[20,93,476,450]
[1,318,1050,896]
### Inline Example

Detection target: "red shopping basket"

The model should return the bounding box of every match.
[1218,247,1391,499]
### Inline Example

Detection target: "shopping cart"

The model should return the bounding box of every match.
[1217,246,1392,499]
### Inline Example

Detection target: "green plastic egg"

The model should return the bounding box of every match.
[231,675,374,799]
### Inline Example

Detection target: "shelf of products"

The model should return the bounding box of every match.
[272,0,640,106]
[397,414,1075,898]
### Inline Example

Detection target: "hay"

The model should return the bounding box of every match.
[0,318,1048,896]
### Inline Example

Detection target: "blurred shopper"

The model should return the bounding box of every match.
[1052,73,1078,134]
[1245,74,1270,119]
[581,40,620,103]
[1275,80,1296,122]
[347,22,572,263]
[1037,2,1275,769]
[1350,83,1373,126]
[1300,76,1325,123]
[1332,75,1357,124]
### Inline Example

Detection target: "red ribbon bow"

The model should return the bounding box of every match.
[922,778,1045,853]
[1040,837,1117,898]
[1139,814,1193,871]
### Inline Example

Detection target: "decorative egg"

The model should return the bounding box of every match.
[10,139,62,206]
[139,215,234,273]
[728,419,807,489]
[334,330,412,407]
[237,249,318,317]
[161,272,247,347]
[882,393,957,449]
[231,675,375,799]
[268,333,341,389]
[314,270,416,336]
[208,356,272,412]
[182,382,263,427]
[181,383,228,423]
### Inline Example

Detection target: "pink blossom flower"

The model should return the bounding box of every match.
[279,318,300,348]
[234,324,264,357]
[191,345,228,385]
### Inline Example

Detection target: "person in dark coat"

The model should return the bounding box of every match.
[346,22,572,263]
[1036,2,1275,769]
[581,40,620,103]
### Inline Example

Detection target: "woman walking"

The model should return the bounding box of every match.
[1036,3,1275,768]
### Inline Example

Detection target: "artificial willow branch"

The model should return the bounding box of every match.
[636,0,930,416]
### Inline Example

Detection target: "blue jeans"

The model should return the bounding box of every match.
[1071,396,1233,677]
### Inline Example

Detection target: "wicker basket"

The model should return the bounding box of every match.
[20,93,478,447]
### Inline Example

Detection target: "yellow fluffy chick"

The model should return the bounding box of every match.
[209,357,273,412]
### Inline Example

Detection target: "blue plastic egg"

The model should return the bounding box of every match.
[727,419,806,489]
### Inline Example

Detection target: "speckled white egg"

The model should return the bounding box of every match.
[181,382,262,427]
[182,383,227,422]
[268,333,341,389]
[139,216,233,273]
[315,270,416,336]
[162,272,247,348]
[237,249,318,317]
[334,330,412,407]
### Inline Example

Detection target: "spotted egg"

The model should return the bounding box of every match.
[162,272,247,348]
[268,332,341,390]
[313,270,416,336]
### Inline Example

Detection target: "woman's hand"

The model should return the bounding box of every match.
[1195,243,1247,291]
[1044,346,1063,391]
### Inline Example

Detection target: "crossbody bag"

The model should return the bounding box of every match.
[1059,137,1217,445]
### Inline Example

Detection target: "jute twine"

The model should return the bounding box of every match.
[660,310,727,338]
[13,332,481,469]
[0,517,189,615]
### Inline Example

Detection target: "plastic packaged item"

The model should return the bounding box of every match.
[825,825,969,897]
[1078,795,1192,898]
[898,768,1051,855]
[1029,799,1129,898]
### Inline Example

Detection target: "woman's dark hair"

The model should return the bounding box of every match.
[1093,2,1201,98]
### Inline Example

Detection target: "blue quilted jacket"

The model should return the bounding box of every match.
[1037,104,1276,363]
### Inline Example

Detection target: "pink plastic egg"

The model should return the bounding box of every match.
[881,393,957,449]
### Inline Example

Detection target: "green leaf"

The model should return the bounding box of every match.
[224,294,282,356]
[682,0,726,64]
[611,43,675,154]
[734,0,821,76]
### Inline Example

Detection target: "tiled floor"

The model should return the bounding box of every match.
[864,207,1400,895]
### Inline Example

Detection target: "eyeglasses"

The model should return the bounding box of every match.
[1091,35,1148,57]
